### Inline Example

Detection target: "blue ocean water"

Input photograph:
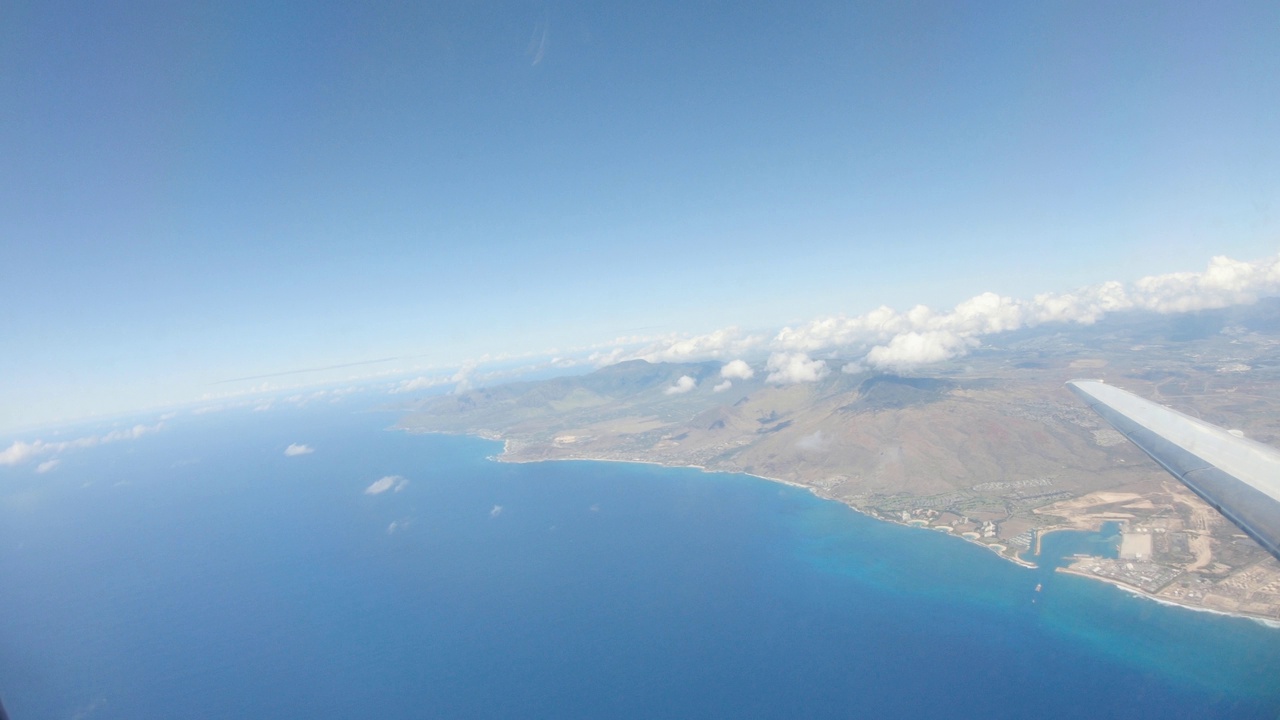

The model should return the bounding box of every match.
[2,400,1279,719]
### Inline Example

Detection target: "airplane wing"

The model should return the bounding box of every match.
[1067,380,1280,562]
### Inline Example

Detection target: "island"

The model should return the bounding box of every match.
[397,299,1280,623]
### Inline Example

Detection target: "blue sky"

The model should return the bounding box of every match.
[3,1,1279,431]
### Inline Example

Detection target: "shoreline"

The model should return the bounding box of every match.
[492,443,1045,572]
[1058,566,1280,629]
[401,427,1277,627]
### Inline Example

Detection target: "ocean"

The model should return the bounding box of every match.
[2,397,1279,718]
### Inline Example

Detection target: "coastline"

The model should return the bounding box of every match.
[1058,566,1280,629]
[403,427,1277,627]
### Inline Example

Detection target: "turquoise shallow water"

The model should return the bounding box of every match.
[1,399,1278,718]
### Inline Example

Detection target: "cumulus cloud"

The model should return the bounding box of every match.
[640,327,760,362]
[720,359,755,380]
[713,379,733,392]
[0,422,164,467]
[773,305,912,352]
[36,459,60,474]
[284,443,314,457]
[1130,255,1280,311]
[766,352,829,384]
[863,330,978,372]
[0,440,40,466]
[766,254,1280,371]
[663,375,697,395]
[364,475,409,495]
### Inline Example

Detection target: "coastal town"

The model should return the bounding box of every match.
[858,484,1280,621]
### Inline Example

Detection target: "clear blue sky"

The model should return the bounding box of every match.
[3,1,1279,430]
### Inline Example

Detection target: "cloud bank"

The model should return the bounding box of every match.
[0,422,164,467]
[596,254,1280,375]
[775,254,1280,371]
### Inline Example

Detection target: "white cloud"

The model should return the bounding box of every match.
[451,361,479,393]
[947,293,1025,335]
[0,440,41,466]
[284,443,314,457]
[36,459,60,474]
[656,329,737,360]
[1026,280,1131,325]
[594,327,765,367]
[766,254,1280,372]
[0,422,163,467]
[766,352,829,384]
[720,359,755,380]
[99,424,160,443]
[713,379,733,392]
[1130,255,1280,313]
[864,330,978,371]
[773,305,910,352]
[364,475,409,495]
[586,347,627,367]
[663,375,697,395]
[490,504,504,518]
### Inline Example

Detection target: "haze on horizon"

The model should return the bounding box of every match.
[3,1,1279,432]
